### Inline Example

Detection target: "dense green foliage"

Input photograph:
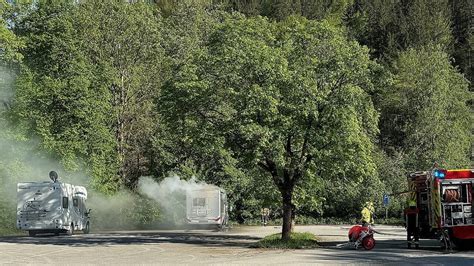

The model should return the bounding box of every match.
[381,46,471,169]
[0,0,472,236]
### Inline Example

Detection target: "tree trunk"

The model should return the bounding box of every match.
[258,157,304,241]
[281,188,293,241]
[115,73,127,182]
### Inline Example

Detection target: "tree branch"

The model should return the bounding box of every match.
[286,133,293,158]
[258,158,283,189]
[299,116,313,163]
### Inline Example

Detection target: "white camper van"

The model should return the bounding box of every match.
[16,172,90,236]
[186,187,228,229]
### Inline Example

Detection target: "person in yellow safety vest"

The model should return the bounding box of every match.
[360,202,375,226]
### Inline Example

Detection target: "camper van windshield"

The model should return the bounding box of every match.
[193,198,206,207]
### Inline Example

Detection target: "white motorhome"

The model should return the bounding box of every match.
[186,187,228,229]
[16,172,90,236]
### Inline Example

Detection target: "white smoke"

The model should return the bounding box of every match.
[0,123,90,204]
[138,175,219,225]
[138,175,214,200]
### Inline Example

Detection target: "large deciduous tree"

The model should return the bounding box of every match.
[13,2,114,179]
[12,1,163,192]
[162,15,379,240]
[0,0,23,65]
[75,1,163,188]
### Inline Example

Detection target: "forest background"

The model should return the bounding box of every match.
[0,0,472,235]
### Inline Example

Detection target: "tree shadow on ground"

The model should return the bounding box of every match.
[0,231,262,248]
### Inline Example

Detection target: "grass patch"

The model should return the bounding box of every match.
[254,232,319,249]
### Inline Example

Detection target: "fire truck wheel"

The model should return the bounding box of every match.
[362,236,375,250]
[451,238,473,250]
[28,231,36,237]
[83,222,90,234]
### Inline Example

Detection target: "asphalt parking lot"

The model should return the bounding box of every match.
[1,225,473,265]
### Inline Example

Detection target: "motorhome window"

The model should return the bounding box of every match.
[193,198,206,207]
[73,198,78,207]
[62,197,68,208]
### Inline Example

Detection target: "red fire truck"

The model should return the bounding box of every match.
[408,168,474,249]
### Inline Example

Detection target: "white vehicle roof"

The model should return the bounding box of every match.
[17,181,55,186]
[17,181,87,199]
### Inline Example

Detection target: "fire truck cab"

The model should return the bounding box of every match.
[408,168,474,249]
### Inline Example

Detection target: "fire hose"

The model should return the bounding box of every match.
[340,226,397,236]
[444,189,460,202]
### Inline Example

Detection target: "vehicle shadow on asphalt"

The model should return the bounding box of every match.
[319,238,474,253]
[314,239,474,265]
[0,232,262,248]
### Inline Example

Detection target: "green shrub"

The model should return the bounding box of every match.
[0,199,21,236]
[240,216,359,226]
[376,217,404,226]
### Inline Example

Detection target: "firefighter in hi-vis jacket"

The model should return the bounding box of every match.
[404,200,420,249]
[361,202,375,226]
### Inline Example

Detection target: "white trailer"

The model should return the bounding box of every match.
[186,187,228,229]
[17,174,90,236]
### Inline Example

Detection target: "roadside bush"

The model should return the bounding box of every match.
[377,217,404,226]
[240,216,360,226]
[254,232,319,249]
[0,199,21,236]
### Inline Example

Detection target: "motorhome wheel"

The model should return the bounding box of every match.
[67,223,74,235]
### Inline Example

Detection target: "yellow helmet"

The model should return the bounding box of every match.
[364,201,374,211]
[408,200,416,207]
